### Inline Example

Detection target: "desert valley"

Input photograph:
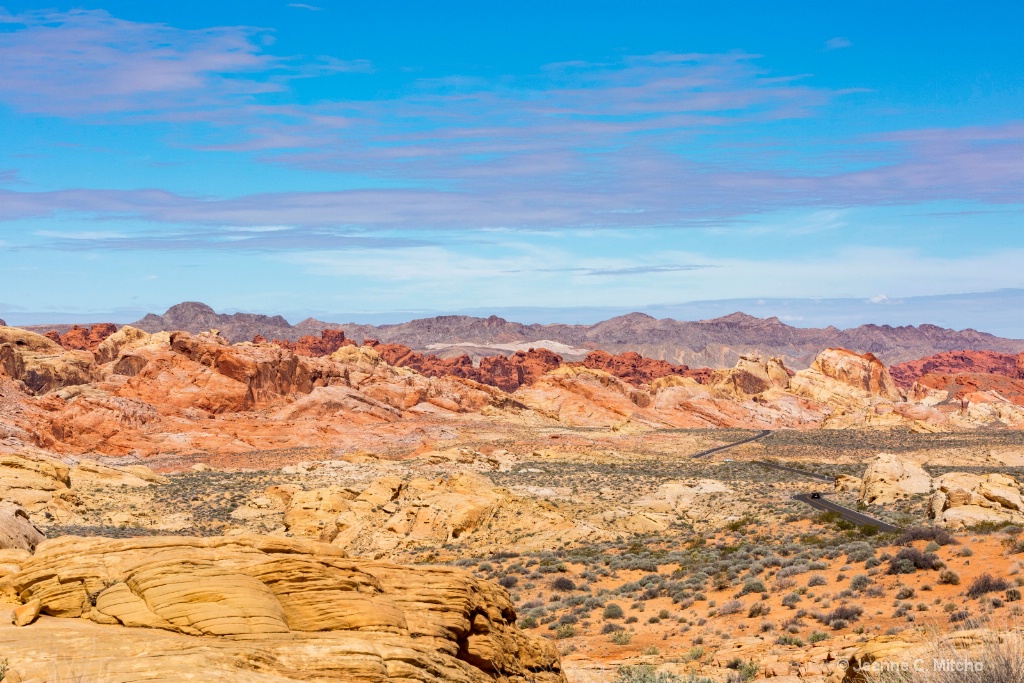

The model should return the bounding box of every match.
[1,304,1023,682]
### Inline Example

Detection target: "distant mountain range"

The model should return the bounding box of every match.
[117,301,1024,369]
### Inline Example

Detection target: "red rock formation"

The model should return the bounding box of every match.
[890,350,1024,388]
[578,350,712,387]
[371,343,561,392]
[479,348,563,392]
[913,372,1024,407]
[262,329,355,357]
[44,324,118,352]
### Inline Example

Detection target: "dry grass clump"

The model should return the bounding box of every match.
[865,628,1024,683]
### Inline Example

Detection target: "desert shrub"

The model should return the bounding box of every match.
[776,634,805,646]
[724,658,759,681]
[967,573,1010,599]
[817,603,863,629]
[1006,588,1022,602]
[747,602,770,618]
[845,542,876,563]
[896,527,958,546]
[809,631,829,643]
[719,600,743,615]
[937,570,961,586]
[601,622,623,634]
[498,575,518,588]
[551,577,576,592]
[958,546,974,557]
[613,664,698,683]
[896,586,915,600]
[777,564,809,579]
[781,592,802,609]
[807,574,828,587]
[740,579,767,595]
[888,547,942,575]
[610,630,633,645]
[948,610,970,623]
[850,575,873,591]
[602,603,624,619]
[555,624,576,639]
[519,616,538,629]
[808,561,828,571]
[864,625,1024,683]
[625,615,638,624]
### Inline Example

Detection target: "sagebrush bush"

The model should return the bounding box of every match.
[967,573,1009,599]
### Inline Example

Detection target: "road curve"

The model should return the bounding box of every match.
[691,429,772,458]
[793,493,902,533]
[691,431,900,533]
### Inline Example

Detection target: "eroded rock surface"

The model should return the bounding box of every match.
[0,534,564,683]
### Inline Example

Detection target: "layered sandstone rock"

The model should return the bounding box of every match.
[709,351,791,398]
[0,534,564,683]
[0,326,95,395]
[0,448,71,511]
[810,348,903,401]
[828,629,1022,683]
[860,453,932,504]
[0,503,44,551]
[276,473,587,556]
[928,472,1024,528]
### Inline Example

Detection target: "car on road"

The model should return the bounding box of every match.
[811,492,821,499]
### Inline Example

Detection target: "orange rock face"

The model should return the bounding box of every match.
[913,372,1024,407]
[811,348,903,401]
[44,324,118,352]
[265,329,355,357]
[890,350,1024,388]
[370,342,561,393]
[578,350,712,386]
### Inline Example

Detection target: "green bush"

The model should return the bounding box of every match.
[603,603,625,619]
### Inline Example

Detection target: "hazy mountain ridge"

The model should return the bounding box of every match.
[118,302,1024,369]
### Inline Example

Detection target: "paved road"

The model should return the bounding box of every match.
[793,493,902,533]
[690,431,901,533]
[691,429,772,458]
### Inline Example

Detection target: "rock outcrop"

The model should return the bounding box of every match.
[579,350,712,387]
[371,342,562,393]
[708,351,791,398]
[809,348,903,401]
[0,326,95,394]
[44,323,118,352]
[928,472,1024,528]
[265,329,355,356]
[859,453,932,504]
[890,349,1024,388]
[0,534,565,683]
[0,502,44,551]
[275,473,587,555]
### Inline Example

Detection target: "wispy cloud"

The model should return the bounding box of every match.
[824,37,852,50]
[287,3,322,10]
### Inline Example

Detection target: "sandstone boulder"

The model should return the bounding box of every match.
[0,448,72,511]
[0,326,95,394]
[709,351,791,398]
[860,453,932,504]
[810,348,903,401]
[0,502,45,551]
[0,534,564,682]
[928,471,1024,528]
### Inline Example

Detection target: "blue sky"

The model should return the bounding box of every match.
[1,1,1023,333]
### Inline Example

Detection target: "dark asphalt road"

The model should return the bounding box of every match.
[690,430,901,533]
[690,429,771,458]
[793,493,902,533]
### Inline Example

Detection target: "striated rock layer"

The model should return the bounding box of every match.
[0,534,564,683]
